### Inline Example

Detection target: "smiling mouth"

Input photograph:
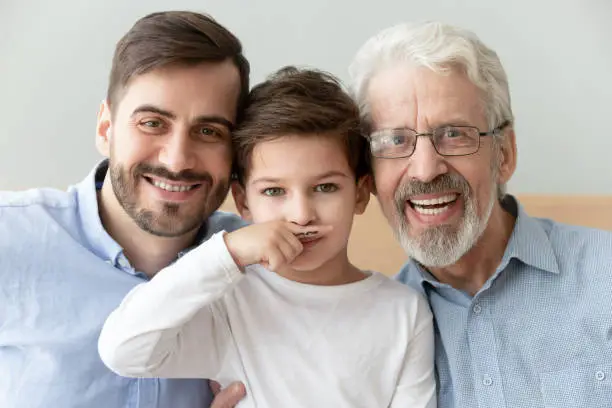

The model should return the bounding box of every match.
[143,176,202,192]
[408,193,459,215]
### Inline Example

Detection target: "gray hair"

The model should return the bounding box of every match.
[349,21,512,199]
[348,21,514,131]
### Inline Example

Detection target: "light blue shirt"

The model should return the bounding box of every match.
[0,161,245,408]
[397,196,612,408]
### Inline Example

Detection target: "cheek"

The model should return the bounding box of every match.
[111,130,154,164]
[246,196,284,223]
[453,160,497,212]
[316,193,355,225]
[372,160,403,206]
[194,144,232,174]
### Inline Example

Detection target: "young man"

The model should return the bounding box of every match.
[98,67,437,408]
[0,11,249,408]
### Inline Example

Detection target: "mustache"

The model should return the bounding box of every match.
[135,163,213,184]
[394,173,470,211]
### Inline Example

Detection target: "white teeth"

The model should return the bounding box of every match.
[413,205,451,215]
[410,194,457,206]
[151,180,195,192]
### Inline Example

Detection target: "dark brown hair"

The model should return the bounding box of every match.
[233,66,370,183]
[106,11,250,115]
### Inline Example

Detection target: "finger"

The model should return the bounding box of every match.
[280,229,304,258]
[210,380,222,395]
[210,382,246,408]
[277,235,303,263]
[266,247,287,272]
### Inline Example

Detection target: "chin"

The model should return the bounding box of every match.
[289,260,324,273]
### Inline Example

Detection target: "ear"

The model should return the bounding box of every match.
[367,171,377,196]
[354,175,372,215]
[231,181,252,221]
[96,100,113,157]
[496,126,517,186]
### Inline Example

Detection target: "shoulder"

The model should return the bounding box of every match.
[369,272,431,314]
[0,187,77,227]
[0,186,76,210]
[538,218,612,261]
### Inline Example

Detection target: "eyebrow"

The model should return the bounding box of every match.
[251,170,351,185]
[131,105,235,130]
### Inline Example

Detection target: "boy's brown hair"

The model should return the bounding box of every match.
[107,11,250,116]
[233,66,370,184]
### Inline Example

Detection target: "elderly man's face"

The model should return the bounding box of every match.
[367,65,515,267]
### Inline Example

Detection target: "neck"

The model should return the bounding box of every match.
[98,178,199,277]
[277,249,367,286]
[428,201,516,296]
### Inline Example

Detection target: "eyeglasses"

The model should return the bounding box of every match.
[365,121,510,159]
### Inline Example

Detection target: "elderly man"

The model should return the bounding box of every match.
[212,21,612,408]
[348,21,612,408]
[0,11,249,408]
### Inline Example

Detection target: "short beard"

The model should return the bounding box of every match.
[110,162,228,238]
[393,172,496,268]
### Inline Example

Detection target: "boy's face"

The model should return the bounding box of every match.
[233,134,370,272]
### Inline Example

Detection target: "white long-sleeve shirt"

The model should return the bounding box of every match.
[98,232,436,408]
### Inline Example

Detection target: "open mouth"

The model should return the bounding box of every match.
[408,193,459,215]
[144,176,202,193]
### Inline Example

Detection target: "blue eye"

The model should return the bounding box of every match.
[391,135,406,145]
[142,120,162,128]
[441,127,465,138]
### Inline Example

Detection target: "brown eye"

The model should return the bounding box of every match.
[196,125,227,142]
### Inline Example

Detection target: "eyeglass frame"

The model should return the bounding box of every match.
[364,120,511,159]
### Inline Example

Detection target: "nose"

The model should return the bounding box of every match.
[285,193,316,226]
[406,136,448,183]
[158,130,196,173]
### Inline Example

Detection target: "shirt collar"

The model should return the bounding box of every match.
[75,159,212,266]
[75,159,123,265]
[398,194,560,293]
[497,195,560,275]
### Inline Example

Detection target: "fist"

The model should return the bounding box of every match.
[224,221,331,272]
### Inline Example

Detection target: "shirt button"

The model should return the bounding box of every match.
[596,371,606,381]
[473,304,482,314]
[482,375,493,386]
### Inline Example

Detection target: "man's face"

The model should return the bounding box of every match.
[97,60,240,237]
[367,65,514,267]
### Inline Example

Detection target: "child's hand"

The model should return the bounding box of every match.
[223,221,331,271]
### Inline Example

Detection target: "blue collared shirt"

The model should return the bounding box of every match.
[0,161,245,408]
[397,196,612,408]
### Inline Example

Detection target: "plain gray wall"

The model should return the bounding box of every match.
[1,0,611,192]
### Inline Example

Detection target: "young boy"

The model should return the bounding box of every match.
[98,67,436,407]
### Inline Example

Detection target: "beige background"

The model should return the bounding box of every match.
[221,195,612,276]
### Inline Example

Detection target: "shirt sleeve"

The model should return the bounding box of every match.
[388,295,437,408]
[98,231,244,379]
